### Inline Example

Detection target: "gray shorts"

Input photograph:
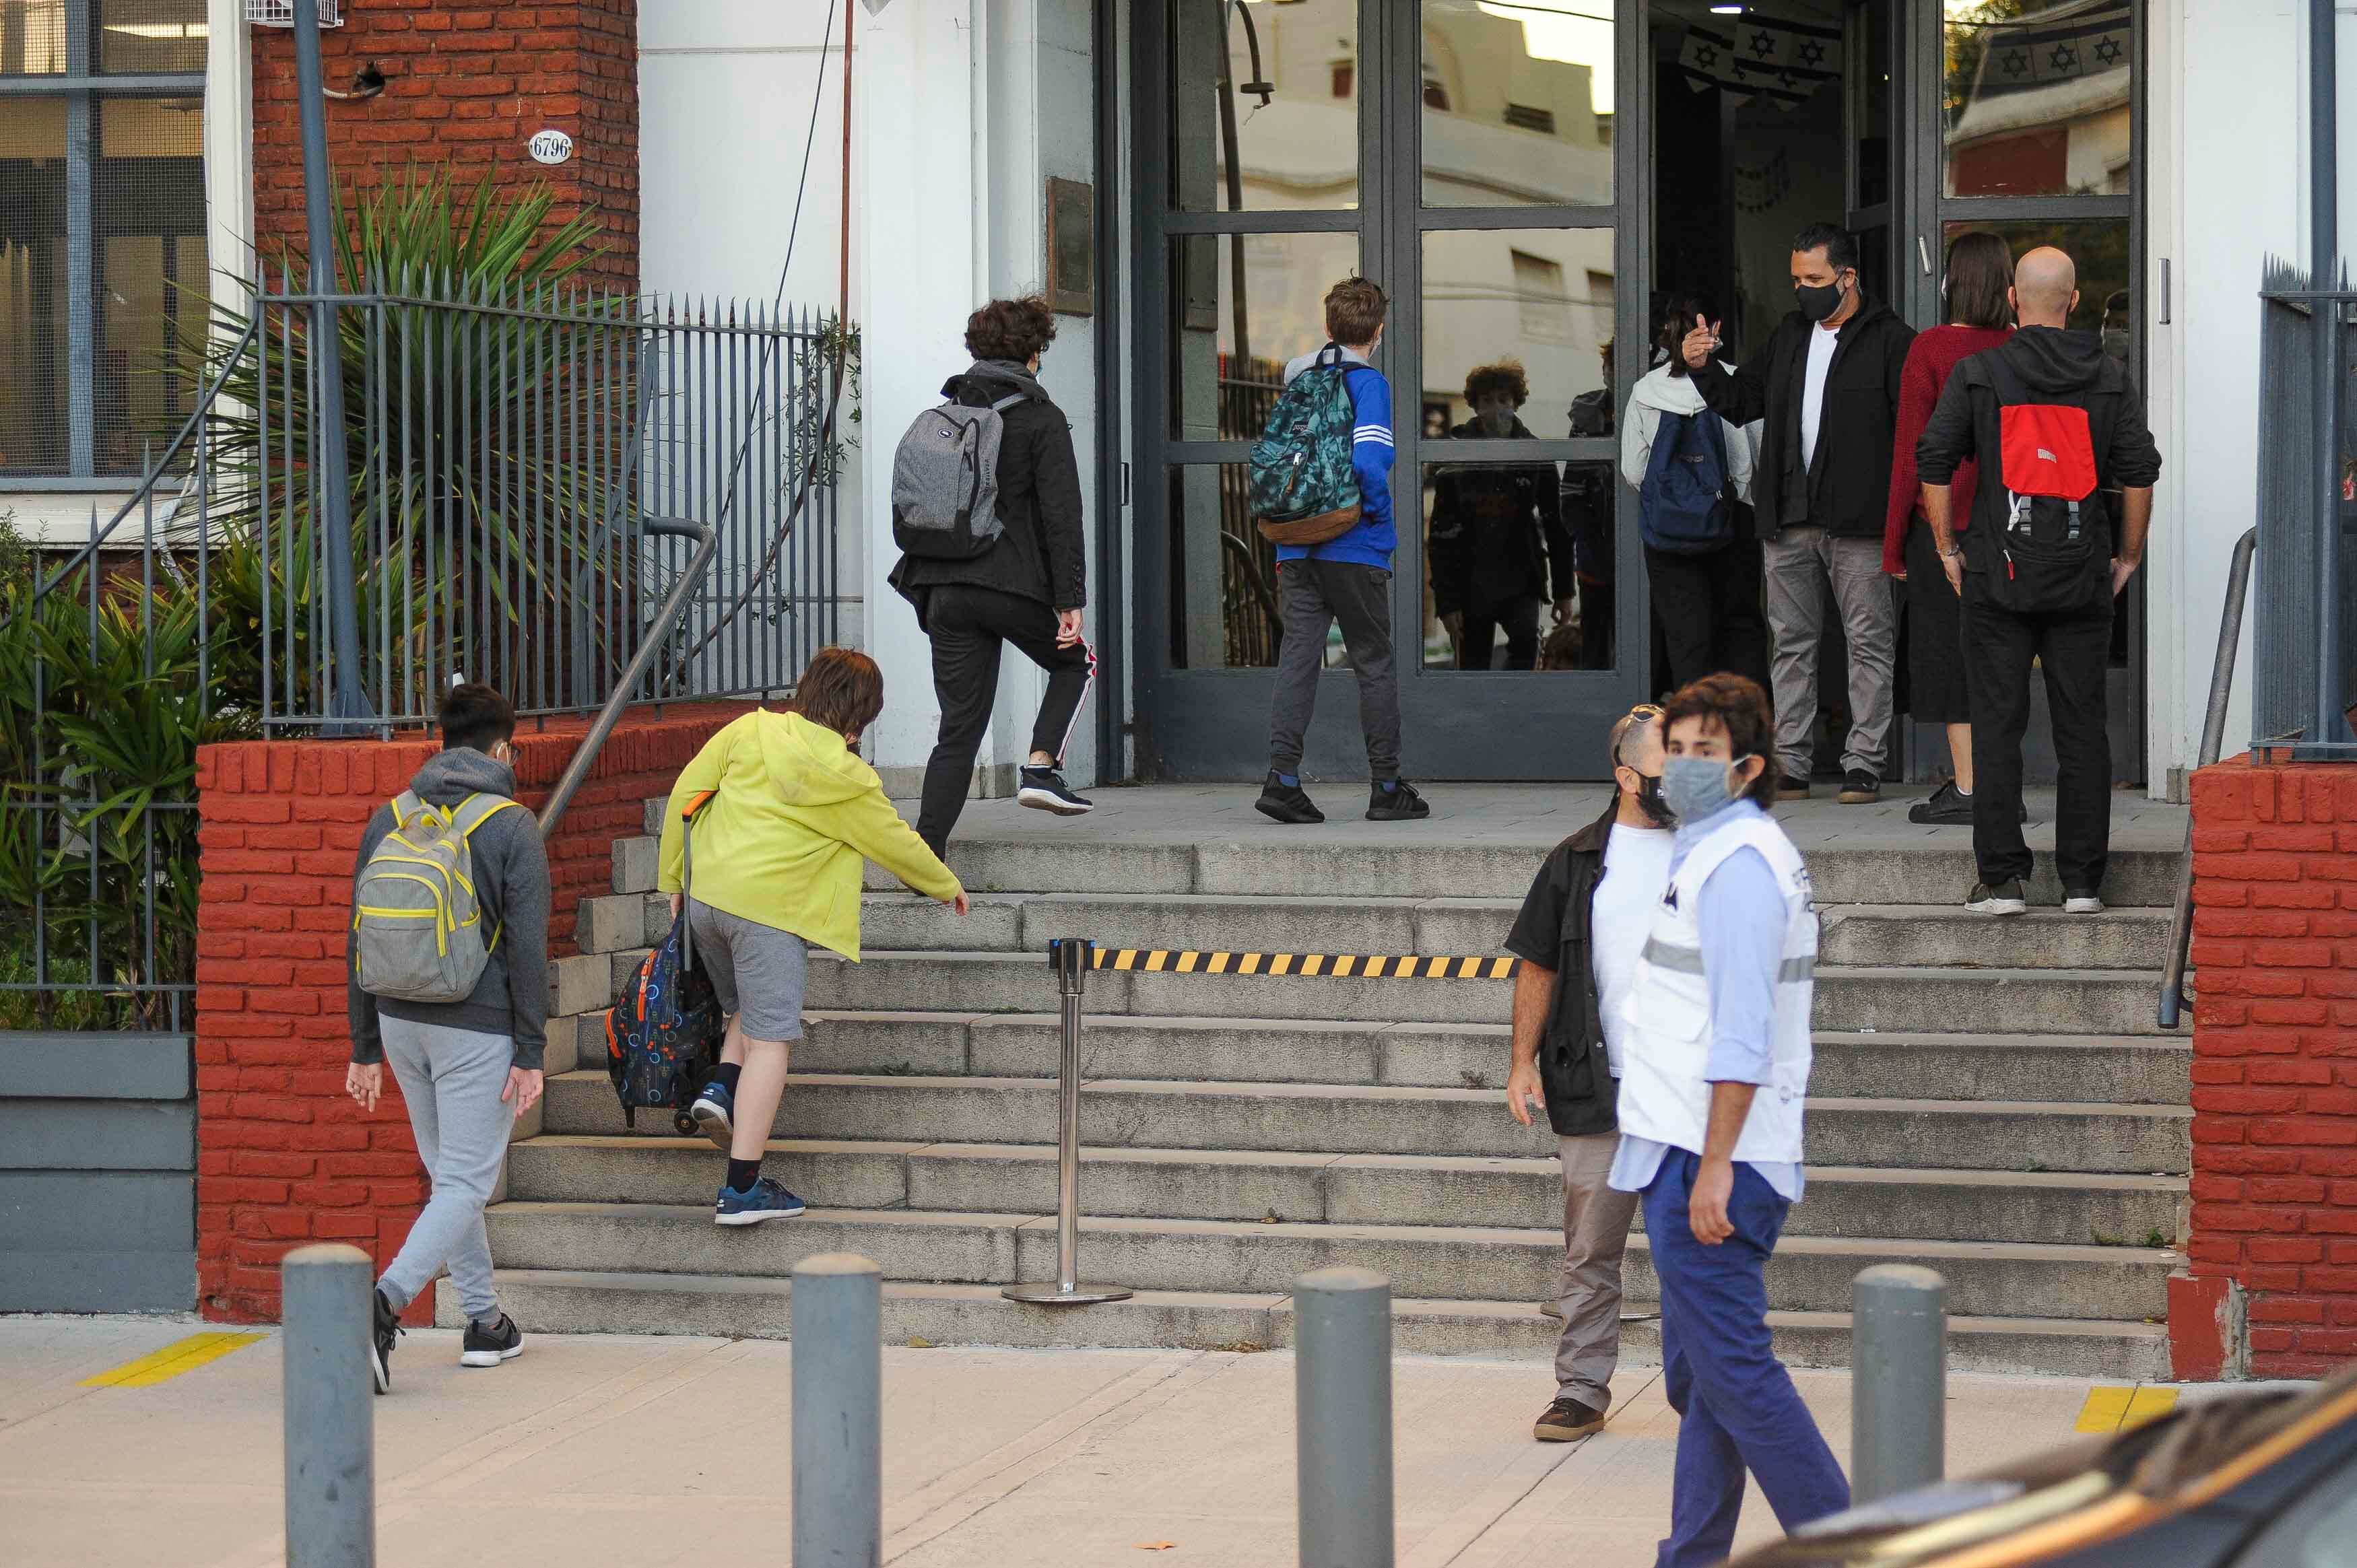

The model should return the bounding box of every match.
[686,899,807,1042]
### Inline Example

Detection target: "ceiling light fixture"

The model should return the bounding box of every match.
[1710,3,1746,13]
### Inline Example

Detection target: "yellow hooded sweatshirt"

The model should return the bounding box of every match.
[655,710,961,961]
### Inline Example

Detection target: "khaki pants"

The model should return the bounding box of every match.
[1555,1131,1641,1408]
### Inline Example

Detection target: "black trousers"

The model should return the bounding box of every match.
[1962,582,2113,892]
[1456,594,1541,671]
[916,584,1094,855]
[1642,540,1770,695]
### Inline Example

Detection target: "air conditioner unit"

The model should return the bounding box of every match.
[244,0,343,26]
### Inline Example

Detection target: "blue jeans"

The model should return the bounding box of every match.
[1644,1149,1849,1568]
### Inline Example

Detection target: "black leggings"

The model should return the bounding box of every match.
[916,584,1094,854]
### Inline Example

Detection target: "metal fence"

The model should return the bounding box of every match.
[2253,264,2357,757]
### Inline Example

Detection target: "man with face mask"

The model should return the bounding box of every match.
[1428,362,1576,670]
[1608,672,1849,1567]
[1503,706,1676,1441]
[1682,224,1915,806]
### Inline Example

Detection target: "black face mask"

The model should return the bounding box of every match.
[1796,274,1847,325]
[1631,772,1674,827]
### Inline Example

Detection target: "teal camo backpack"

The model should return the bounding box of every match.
[1247,347,1363,545]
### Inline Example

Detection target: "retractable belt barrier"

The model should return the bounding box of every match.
[1091,947,1525,980]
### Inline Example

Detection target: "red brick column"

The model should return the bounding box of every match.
[248,0,639,294]
[193,703,745,1324]
[2179,753,2357,1378]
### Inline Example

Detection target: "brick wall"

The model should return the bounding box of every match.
[249,0,639,294]
[192,702,745,1324]
[2184,752,2357,1378]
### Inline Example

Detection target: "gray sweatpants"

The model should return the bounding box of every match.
[1762,526,1898,780]
[1267,557,1401,779]
[376,1017,512,1324]
[1555,1131,1641,1408]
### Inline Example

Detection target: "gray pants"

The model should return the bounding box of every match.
[1555,1131,1641,1408]
[1762,527,1898,780]
[1267,558,1401,780]
[376,1017,512,1324]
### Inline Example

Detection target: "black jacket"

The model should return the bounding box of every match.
[1691,300,1915,539]
[1426,417,1576,617]
[890,366,1088,622]
[1502,795,1620,1138]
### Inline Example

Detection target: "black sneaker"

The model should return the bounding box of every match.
[1776,780,1812,802]
[1366,779,1431,821]
[1255,772,1325,825]
[715,1174,807,1226]
[1837,770,1881,805]
[460,1312,524,1369]
[1966,879,2028,916]
[370,1287,401,1396]
[1907,780,1973,825]
[1017,765,1093,817]
[1533,1395,1606,1441]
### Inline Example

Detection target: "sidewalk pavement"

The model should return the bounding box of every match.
[0,1315,2204,1568]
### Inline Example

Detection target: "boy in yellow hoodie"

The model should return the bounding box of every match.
[657,647,967,1223]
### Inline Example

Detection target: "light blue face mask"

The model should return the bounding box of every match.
[1660,753,1747,823]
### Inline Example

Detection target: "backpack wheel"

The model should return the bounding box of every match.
[673,1109,700,1138]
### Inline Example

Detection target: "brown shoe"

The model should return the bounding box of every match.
[1533,1395,1606,1441]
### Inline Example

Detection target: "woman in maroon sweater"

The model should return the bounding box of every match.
[1885,232,2014,826]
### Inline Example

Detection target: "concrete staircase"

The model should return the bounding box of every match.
[453,798,2192,1378]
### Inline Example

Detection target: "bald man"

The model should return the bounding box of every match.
[1915,246,2162,915]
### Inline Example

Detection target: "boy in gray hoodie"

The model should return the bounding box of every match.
[345,683,550,1393]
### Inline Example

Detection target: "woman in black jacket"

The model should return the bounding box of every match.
[890,296,1094,856]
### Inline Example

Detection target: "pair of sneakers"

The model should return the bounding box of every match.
[689,1079,809,1226]
[1965,881,2104,916]
[1255,773,1432,825]
[369,1287,523,1395]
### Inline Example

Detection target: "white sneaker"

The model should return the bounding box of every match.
[2063,891,2104,914]
[1966,879,2028,916]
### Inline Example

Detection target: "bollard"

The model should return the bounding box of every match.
[1004,938,1133,1305]
[793,1254,884,1568]
[1851,1264,1948,1505]
[281,1243,376,1567]
[1295,1266,1395,1568]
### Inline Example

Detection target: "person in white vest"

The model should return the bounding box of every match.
[1607,672,1851,1568]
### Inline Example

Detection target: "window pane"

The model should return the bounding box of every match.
[0,96,69,476]
[100,0,207,73]
[95,95,207,475]
[1171,0,1359,212]
[1941,218,2131,348]
[1422,228,1614,430]
[1944,1,2133,197]
[1421,0,1615,207]
[1169,230,1362,441]
[1419,454,1612,671]
[1167,463,1296,670]
[0,0,69,74]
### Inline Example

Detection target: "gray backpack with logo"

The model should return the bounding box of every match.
[351,790,520,1004]
[890,390,1027,561]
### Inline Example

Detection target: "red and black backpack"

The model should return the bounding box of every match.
[1974,355,2115,613]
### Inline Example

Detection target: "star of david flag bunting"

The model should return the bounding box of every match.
[1963,3,2133,99]
[1678,13,1842,110]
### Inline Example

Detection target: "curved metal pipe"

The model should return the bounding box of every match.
[2159,526,2258,1029]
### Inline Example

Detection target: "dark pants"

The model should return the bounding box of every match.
[1642,1151,1850,1568]
[1644,540,1770,694]
[1455,594,1541,670]
[1962,582,2113,892]
[916,584,1094,855]
[1267,557,1400,779]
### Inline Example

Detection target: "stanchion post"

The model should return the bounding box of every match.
[1851,1264,1947,1505]
[793,1254,882,1567]
[1296,1266,1395,1568]
[1004,937,1131,1305]
[281,1243,376,1567]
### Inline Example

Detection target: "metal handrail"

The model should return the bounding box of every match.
[2160,526,2259,1029]
[537,516,717,838]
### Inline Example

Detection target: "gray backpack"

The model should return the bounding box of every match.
[890,390,1026,561]
[351,790,521,1004]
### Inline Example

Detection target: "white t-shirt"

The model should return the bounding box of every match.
[1591,821,1675,1079]
[1799,322,1840,471]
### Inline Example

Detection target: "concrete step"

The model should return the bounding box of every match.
[795,951,2181,1035]
[1816,906,2172,971]
[505,1135,2185,1246]
[539,1071,2191,1174]
[478,1201,2173,1321]
[449,1268,2172,1379]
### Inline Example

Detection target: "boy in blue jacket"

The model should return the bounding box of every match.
[1256,277,1432,825]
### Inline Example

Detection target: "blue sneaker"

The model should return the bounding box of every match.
[689,1081,734,1150]
[715,1175,805,1226]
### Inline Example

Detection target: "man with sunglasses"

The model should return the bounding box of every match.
[1504,704,1678,1441]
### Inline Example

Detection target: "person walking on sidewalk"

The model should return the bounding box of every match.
[1915,246,2162,916]
[345,682,549,1392]
[1504,704,1676,1442]
[1609,673,1849,1567]
[657,649,968,1225]
[890,295,1096,860]
[1683,223,1914,804]
[1255,277,1431,826]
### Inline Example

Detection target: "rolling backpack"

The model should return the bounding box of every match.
[1247,346,1363,545]
[352,790,522,1004]
[1978,355,2113,613]
[1637,409,1733,554]
[605,790,725,1134]
[890,388,1028,561]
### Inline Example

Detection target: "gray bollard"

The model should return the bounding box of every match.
[281,1243,376,1567]
[1295,1266,1395,1568]
[793,1253,883,1568]
[1851,1264,1947,1505]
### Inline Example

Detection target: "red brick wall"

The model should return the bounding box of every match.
[192,702,745,1324]
[249,0,639,294]
[2185,752,2357,1378]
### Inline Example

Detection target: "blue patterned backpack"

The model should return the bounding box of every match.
[605,791,724,1134]
[1247,346,1363,545]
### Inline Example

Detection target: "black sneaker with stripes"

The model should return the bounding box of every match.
[1017,765,1093,816]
